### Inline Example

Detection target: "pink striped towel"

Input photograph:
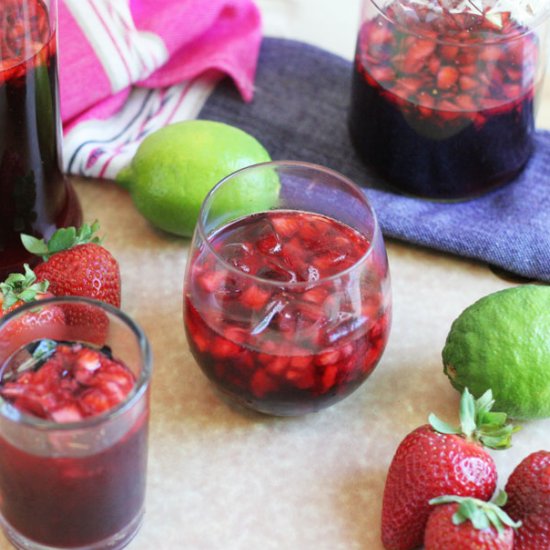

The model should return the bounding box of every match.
[60,0,262,179]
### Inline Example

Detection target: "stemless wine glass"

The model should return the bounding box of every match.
[349,0,550,199]
[0,297,152,550]
[183,161,392,416]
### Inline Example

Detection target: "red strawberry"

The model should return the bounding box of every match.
[22,222,119,345]
[22,221,121,308]
[381,389,518,550]
[0,265,66,359]
[424,495,519,549]
[504,451,550,549]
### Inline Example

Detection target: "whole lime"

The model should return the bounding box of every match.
[116,120,276,236]
[442,285,550,420]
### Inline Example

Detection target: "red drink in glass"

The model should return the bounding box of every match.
[0,299,151,550]
[349,1,549,199]
[0,0,81,279]
[184,162,391,416]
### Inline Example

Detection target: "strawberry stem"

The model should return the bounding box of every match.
[21,221,102,261]
[0,264,49,310]
[429,493,521,534]
[429,388,519,449]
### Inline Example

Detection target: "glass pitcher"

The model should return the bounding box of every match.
[349,0,550,199]
[0,0,81,278]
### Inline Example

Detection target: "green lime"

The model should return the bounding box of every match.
[442,284,550,420]
[116,120,276,236]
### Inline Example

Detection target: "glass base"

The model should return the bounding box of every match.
[0,508,144,550]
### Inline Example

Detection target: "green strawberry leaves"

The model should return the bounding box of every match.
[0,264,49,310]
[428,414,461,436]
[429,388,520,449]
[21,221,102,260]
[429,493,521,535]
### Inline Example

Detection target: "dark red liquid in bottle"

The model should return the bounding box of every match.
[0,0,81,279]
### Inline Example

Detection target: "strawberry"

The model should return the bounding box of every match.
[381,389,518,550]
[425,494,519,549]
[504,451,550,549]
[0,265,66,359]
[21,221,121,308]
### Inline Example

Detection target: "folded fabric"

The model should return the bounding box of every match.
[60,0,261,178]
[198,38,550,283]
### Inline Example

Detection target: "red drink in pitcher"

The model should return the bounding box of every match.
[348,0,548,199]
[0,0,81,278]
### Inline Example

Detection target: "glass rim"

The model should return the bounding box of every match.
[0,296,152,431]
[196,160,381,289]
[368,0,550,46]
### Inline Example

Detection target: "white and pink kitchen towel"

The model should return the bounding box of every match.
[59,0,262,179]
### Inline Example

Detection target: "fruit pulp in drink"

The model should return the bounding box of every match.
[0,0,81,279]
[184,210,391,416]
[348,3,539,199]
[0,340,148,548]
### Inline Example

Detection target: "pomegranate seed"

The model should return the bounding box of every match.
[250,369,278,398]
[437,66,459,90]
[460,63,478,76]
[321,365,338,392]
[266,356,289,376]
[315,349,340,366]
[301,287,329,304]
[270,215,299,238]
[480,46,503,62]
[370,65,396,82]
[455,94,477,111]
[459,75,477,91]
[240,285,270,310]
[285,368,315,390]
[503,84,522,101]
[397,77,422,93]
[211,337,242,360]
[439,45,459,61]
[198,270,226,293]
[289,356,312,369]
[428,56,441,75]
[369,23,392,45]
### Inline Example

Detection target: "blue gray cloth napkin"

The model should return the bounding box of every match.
[199,38,550,283]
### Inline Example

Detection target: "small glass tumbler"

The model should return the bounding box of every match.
[0,297,152,550]
[184,161,392,416]
[0,0,82,279]
[349,0,550,199]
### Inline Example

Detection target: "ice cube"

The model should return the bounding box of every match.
[250,299,286,336]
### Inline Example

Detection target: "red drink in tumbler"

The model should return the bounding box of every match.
[0,298,151,550]
[185,210,391,416]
